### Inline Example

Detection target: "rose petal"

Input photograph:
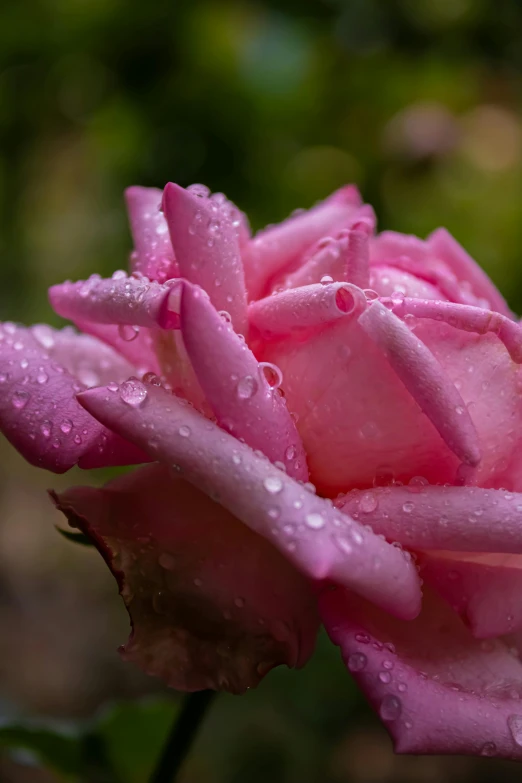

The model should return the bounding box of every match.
[337,486,522,554]
[49,274,180,330]
[243,186,363,299]
[71,320,162,377]
[249,283,367,339]
[419,552,522,638]
[77,382,422,619]
[428,227,512,317]
[320,585,522,759]
[358,301,481,467]
[180,281,308,480]
[369,266,444,300]
[125,186,178,282]
[162,183,248,334]
[51,463,319,693]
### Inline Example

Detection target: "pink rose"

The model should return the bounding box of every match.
[2,181,522,758]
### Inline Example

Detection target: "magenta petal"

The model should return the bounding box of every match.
[419,552,522,638]
[249,283,367,339]
[337,486,522,554]
[321,585,522,759]
[49,274,180,330]
[162,183,248,335]
[125,186,178,283]
[358,301,481,467]
[428,227,512,317]
[0,323,108,472]
[52,463,319,692]
[180,282,308,480]
[244,186,363,299]
[77,382,421,619]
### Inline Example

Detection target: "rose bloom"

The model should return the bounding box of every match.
[2,181,522,759]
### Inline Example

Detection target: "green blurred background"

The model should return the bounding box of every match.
[2,0,522,780]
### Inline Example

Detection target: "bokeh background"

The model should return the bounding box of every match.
[2,0,522,780]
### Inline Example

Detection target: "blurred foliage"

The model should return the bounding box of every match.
[3,0,522,781]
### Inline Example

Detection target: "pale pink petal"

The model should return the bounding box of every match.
[428,227,512,316]
[358,301,481,467]
[243,186,363,299]
[373,256,476,305]
[77,382,422,620]
[49,274,180,330]
[51,463,319,693]
[321,585,522,759]
[337,485,522,554]
[0,323,111,472]
[249,283,367,339]
[386,297,522,363]
[180,282,308,480]
[71,320,162,377]
[125,186,178,282]
[369,266,443,300]
[370,231,432,264]
[419,552,522,638]
[161,183,247,334]
[260,318,463,493]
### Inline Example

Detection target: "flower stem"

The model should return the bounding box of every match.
[150,690,216,783]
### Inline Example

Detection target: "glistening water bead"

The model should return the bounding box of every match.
[120,379,148,407]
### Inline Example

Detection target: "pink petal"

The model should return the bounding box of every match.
[419,552,522,638]
[320,585,522,759]
[386,297,522,363]
[71,320,162,377]
[49,274,180,330]
[180,282,308,480]
[0,322,112,472]
[337,485,522,554]
[161,183,247,335]
[369,265,443,300]
[125,186,178,283]
[358,301,481,467]
[372,256,476,305]
[51,463,319,693]
[428,228,512,316]
[370,231,432,264]
[243,186,363,299]
[77,382,422,619]
[249,283,367,339]
[260,318,463,493]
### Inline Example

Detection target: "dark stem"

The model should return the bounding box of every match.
[150,691,216,783]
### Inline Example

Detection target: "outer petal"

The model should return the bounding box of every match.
[162,183,248,334]
[180,282,308,480]
[0,323,122,472]
[320,585,522,759]
[243,186,363,299]
[125,186,178,283]
[52,463,319,693]
[428,227,512,317]
[419,552,522,639]
[77,382,422,620]
[71,320,162,377]
[337,486,522,554]
[49,274,180,330]
[369,266,444,300]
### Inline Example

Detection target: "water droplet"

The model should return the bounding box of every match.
[455,405,464,415]
[379,695,402,721]
[480,742,497,757]
[363,289,379,301]
[360,492,378,513]
[285,445,297,461]
[402,501,415,513]
[0,372,9,383]
[218,310,232,324]
[355,633,370,644]
[320,274,334,285]
[263,476,283,494]
[118,324,140,342]
[259,362,282,389]
[120,379,148,407]
[40,420,52,438]
[347,653,367,672]
[36,370,48,384]
[107,382,119,392]
[305,512,325,529]
[237,375,258,400]
[60,419,73,435]
[187,183,210,199]
[379,671,392,684]
[397,682,407,693]
[11,390,29,409]
[234,597,245,608]
[178,425,191,438]
[159,553,176,571]
[382,659,394,670]
[509,714,522,746]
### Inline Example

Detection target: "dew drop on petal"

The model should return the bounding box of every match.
[508,714,522,746]
[379,695,402,721]
[347,653,367,672]
[12,390,30,409]
[263,476,283,494]
[360,492,378,513]
[320,275,334,285]
[40,420,52,438]
[379,671,392,684]
[237,375,258,400]
[118,324,140,342]
[259,362,282,389]
[178,425,191,438]
[402,501,414,513]
[107,382,119,392]
[480,742,497,757]
[305,512,325,529]
[120,379,148,407]
[60,419,73,435]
